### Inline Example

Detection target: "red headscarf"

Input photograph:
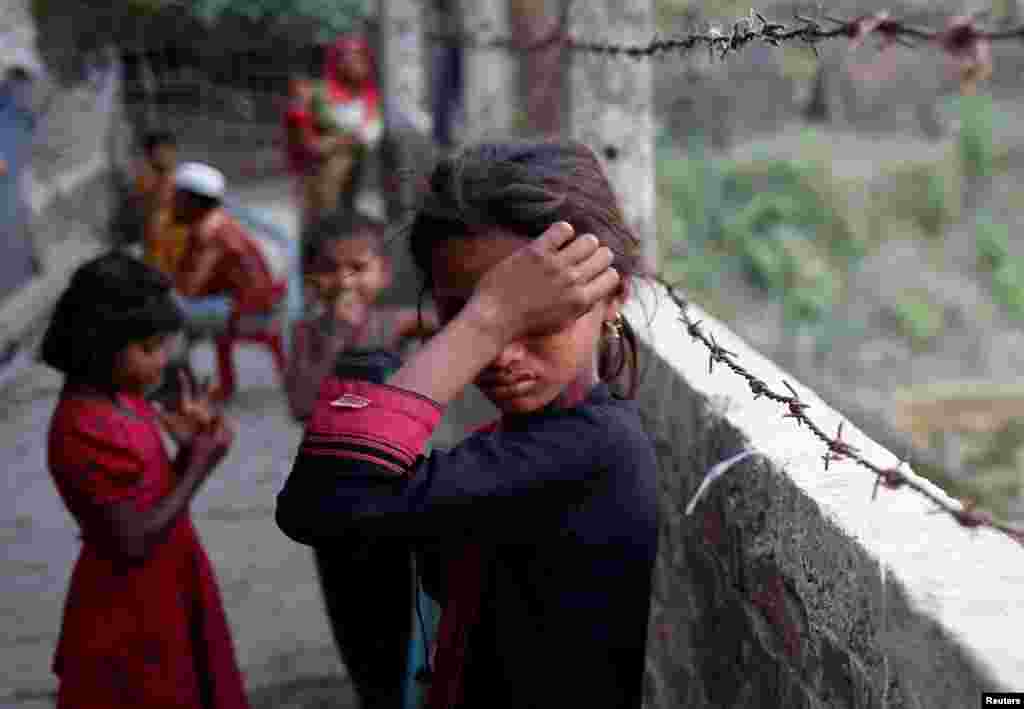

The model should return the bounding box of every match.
[323,33,381,123]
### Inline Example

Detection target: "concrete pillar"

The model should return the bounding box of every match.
[458,0,514,140]
[379,0,431,126]
[511,0,563,137]
[566,1,658,272]
[378,0,432,218]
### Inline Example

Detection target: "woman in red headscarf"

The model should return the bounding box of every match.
[306,34,383,226]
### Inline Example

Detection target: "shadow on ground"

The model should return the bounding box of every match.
[248,676,358,709]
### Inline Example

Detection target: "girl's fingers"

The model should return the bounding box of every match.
[178,369,192,406]
[536,221,575,253]
[572,245,615,284]
[554,233,600,268]
[200,375,214,401]
[580,267,621,305]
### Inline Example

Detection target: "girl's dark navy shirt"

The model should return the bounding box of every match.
[276,380,659,708]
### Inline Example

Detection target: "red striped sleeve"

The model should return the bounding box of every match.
[299,378,444,477]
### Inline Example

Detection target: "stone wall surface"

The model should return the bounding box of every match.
[625,284,1022,708]
[0,0,131,350]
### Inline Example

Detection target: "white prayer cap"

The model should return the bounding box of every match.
[174,162,226,200]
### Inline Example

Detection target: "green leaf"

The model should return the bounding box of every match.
[891,291,944,347]
[976,217,1010,272]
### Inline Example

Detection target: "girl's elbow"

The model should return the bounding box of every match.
[275,493,315,545]
[275,487,347,545]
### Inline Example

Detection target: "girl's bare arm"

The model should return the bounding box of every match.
[99,420,233,561]
[392,307,440,342]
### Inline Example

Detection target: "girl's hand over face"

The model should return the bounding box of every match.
[469,222,620,344]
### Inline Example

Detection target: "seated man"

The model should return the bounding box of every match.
[170,162,288,397]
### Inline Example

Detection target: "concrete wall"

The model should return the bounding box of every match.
[625,283,1022,707]
[0,0,131,351]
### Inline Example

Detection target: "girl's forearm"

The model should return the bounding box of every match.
[142,461,206,535]
[387,303,504,406]
[285,366,330,421]
[284,349,344,421]
[108,458,207,560]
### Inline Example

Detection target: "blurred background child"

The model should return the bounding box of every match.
[284,210,437,709]
[135,131,190,278]
[285,210,434,421]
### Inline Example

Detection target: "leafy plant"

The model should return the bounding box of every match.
[875,162,958,240]
[976,217,1010,272]
[991,261,1024,320]
[958,93,996,179]
[658,146,856,333]
[912,458,1018,521]
[963,418,1024,470]
[975,216,1024,319]
[890,290,945,349]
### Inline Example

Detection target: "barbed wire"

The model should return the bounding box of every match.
[439,9,1006,58]
[650,275,1024,549]
[429,9,1008,93]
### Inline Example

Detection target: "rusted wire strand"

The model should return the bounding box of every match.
[652,275,1024,549]
[429,9,1012,66]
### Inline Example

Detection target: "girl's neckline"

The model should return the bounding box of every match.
[500,382,613,426]
[62,384,148,422]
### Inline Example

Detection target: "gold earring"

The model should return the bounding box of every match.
[603,315,623,341]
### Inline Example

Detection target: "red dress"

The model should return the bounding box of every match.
[47,390,250,709]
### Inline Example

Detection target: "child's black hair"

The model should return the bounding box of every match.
[40,252,184,389]
[143,130,176,157]
[407,140,646,398]
[301,210,386,272]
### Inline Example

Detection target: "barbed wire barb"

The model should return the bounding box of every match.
[651,275,1024,549]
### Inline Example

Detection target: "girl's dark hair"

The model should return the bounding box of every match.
[301,210,386,272]
[40,252,184,388]
[143,130,176,156]
[407,139,644,398]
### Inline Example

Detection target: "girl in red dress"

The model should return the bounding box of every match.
[42,252,250,709]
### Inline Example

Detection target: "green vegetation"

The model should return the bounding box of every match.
[913,457,1020,521]
[890,290,945,350]
[914,418,1024,520]
[658,94,1013,342]
[658,140,859,335]
[865,155,960,246]
[958,93,996,179]
[975,216,1024,319]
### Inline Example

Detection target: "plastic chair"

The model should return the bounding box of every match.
[212,201,301,400]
